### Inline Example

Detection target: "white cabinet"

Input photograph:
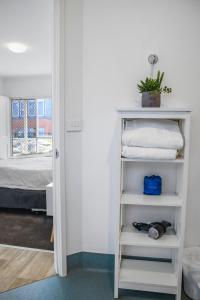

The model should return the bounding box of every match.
[114,108,191,300]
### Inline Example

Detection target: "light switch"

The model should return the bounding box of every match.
[66,119,82,132]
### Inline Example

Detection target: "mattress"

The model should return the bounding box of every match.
[0,157,52,190]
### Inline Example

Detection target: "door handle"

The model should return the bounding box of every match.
[55,148,59,159]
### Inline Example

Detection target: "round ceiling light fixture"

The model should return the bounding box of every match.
[7,42,28,53]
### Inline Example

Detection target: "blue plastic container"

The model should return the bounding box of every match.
[144,175,162,195]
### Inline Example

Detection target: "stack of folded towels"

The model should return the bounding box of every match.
[122,119,184,160]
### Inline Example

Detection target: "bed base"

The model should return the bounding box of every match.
[0,187,46,210]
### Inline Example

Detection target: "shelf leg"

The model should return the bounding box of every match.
[114,287,118,299]
[176,289,181,300]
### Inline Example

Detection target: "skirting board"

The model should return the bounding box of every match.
[67,252,170,273]
[67,252,114,272]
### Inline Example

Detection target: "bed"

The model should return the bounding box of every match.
[0,157,52,210]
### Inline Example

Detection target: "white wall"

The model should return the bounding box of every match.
[64,0,83,254]
[3,75,51,98]
[81,0,200,254]
[0,78,4,94]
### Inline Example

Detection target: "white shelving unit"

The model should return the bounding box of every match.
[114,108,191,300]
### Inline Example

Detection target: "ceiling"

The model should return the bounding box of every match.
[0,0,52,77]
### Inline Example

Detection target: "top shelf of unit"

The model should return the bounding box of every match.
[121,157,184,163]
[117,107,191,121]
[117,107,191,113]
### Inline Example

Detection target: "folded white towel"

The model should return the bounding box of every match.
[122,146,177,160]
[122,119,183,150]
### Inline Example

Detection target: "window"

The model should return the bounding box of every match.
[11,98,52,156]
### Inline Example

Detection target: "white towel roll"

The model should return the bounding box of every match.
[122,146,177,160]
[122,119,184,150]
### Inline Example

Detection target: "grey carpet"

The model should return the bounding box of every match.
[0,208,53,250]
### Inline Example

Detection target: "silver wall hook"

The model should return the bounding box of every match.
[148,54,158,77]
[148,54,158,65]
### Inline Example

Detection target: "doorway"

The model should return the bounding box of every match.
[0,0,66,291]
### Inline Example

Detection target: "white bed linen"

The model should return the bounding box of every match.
[0,157,52,190]
[122,146,177,160]
[122,119,184,150]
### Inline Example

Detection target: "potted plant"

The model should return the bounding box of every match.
[137,71,172,107]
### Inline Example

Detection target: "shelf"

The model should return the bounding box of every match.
[121,192,182,207]
[117,107,191,113]
[119,259,178,294]
[115,110,190,297]
[121,157,184,163]
[120,225,180,249]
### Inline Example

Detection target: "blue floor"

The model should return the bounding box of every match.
[0,270,190,300]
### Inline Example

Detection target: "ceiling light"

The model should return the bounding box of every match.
[7,42,28,53]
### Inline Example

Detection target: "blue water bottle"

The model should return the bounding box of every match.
[144,175,162,195]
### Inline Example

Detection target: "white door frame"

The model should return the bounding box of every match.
[52,0,67,276]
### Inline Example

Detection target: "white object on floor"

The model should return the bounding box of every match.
[0,157,52,190]
[46,182,53,216]
[122,119,184,149]
[183,247,200,300]
[122,146,177,160]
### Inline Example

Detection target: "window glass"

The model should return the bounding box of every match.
[37,100,45,117]
[39,128,45,136]
[19,100,24,118]
[28,100,36,117]
[12,100,19,118]
[45,99,52,118]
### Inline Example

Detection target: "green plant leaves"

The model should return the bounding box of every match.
[137,71,171,94]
